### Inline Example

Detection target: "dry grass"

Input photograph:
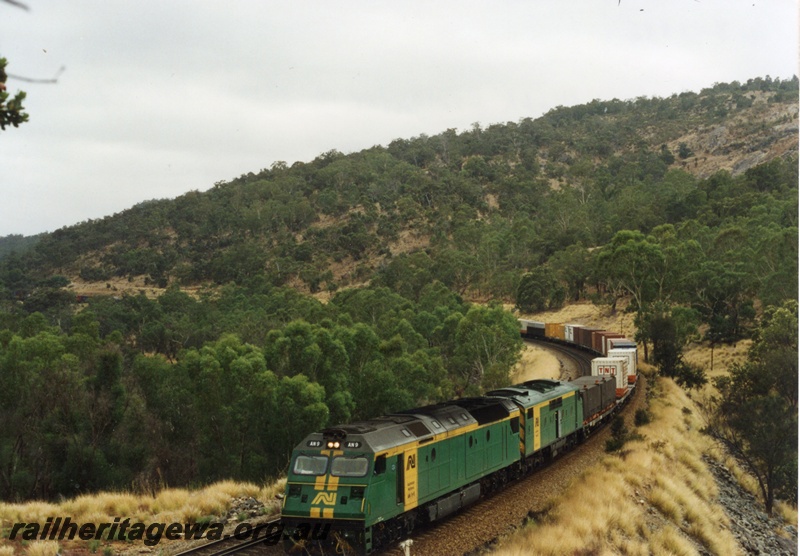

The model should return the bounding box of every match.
[0,478,286,554]
[684,339,752,404]
[0,480,277,528]
[776,501,799,527]
[511,343,561,382]
[492,377,742,556]
[648,525,698,556]
[23,542,59,556]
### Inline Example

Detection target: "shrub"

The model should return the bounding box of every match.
[635,408,651,426]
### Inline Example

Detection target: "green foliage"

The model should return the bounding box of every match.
[641,304,707,389]
[678,142,693,159]
[0,58,28,130]
[595,230,666,313]
[515,267,565,313]
[452,303,522,392]
[549,244,591,302]
[0,234,40,260]
[0,77,795,313]
[0,279,521,500]
[605,416,629,452]
[710,301,798,515]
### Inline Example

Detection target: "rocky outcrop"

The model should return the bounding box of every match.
[705,456,797,555]
[731,151,770,175]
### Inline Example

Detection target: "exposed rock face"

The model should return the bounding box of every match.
[672,98,798,180]
[699,125,730,154]
[732,151,770,175]
[705,457,798,556]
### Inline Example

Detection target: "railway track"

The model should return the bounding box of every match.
[170,517,284,556]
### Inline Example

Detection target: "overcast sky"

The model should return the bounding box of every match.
[1,1,797,237]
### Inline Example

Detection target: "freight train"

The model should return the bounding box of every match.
[280,319,638,554]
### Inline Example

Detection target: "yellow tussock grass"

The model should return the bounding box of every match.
[187,489,230,518]
[0,547,16,556]
[648,485,683,522]
[201,479,261,499]
[648,525,698,556]
[776,501,798,527]
[0,502,60,528]
[0,476,288,546]
[493,469,641,555]
[152,488,190,514]
[261,478,286,504]
[24,542,59,556]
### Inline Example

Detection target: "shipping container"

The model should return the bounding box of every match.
[591,357,628,398]
[571,376,616,424]
[564,324,584,343]
[608,347,638,386]
[545,322,565,341]
[608,337,637,351]
[592,331,624,356]
[519,319,545,338]
[575,327,599,352]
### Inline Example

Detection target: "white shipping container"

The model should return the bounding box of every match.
[591,357,628,392]
[608,348,638,385]
[564,324,583,343]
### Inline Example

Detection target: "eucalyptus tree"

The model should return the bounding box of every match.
[0,58,28,130]
[710,302,798,515]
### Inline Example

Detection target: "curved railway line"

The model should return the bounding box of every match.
[526,338,594,380]
[170,517,283,556]
[170,338,636,556]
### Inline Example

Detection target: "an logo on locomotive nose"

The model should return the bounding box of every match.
[312,492,338,505]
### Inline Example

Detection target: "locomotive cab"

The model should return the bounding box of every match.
[283,429,373,553]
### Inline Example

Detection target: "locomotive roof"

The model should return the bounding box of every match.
[486,379,578,408]
[298,396,516,454]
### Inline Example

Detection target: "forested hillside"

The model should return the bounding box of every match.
[0,76,796,502]
[1,77,797,302]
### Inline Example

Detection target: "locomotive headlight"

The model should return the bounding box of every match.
[326,441,341,449]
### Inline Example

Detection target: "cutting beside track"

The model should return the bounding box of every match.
[525,337,593,379]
